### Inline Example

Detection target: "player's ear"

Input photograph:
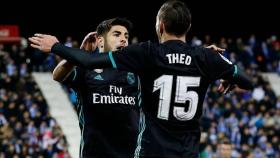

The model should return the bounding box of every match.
[97,36,104,48]
[160,21,164,35]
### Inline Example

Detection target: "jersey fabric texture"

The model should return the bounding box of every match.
[110,40,235,158]
[64,67,141,158]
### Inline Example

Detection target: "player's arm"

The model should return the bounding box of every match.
[29,33,149,72]
[205,44,225,53]
[51,43,113,69]
[29,34,110,69]
[204,45,232,93]
[51,43,147,73]
[203,49,253,91]
[53,32,97,82]
[52,59,75,82]
[226,64,253,90]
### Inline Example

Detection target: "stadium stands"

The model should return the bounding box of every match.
[1,33,279,157]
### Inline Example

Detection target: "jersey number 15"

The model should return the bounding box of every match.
[153,75,201,121]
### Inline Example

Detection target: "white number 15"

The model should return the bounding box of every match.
[153,75,200,121]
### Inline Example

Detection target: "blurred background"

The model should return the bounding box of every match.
[0,0,279,41]
[0,0,280,158]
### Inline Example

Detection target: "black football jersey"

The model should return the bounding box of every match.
[110,40,235,157]
[64,67,141,158]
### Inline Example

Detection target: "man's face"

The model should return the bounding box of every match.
[218,144,232,158]
[104,25,129,52]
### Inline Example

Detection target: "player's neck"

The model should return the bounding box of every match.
[99,47,105,52]
[160,33,186,43]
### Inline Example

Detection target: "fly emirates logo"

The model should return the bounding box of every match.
[93,85,136,105]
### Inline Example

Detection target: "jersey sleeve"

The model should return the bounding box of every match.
[202,48,235,81]
[110,42,152,74]
[51,42,152,73]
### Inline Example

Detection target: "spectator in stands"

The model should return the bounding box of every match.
[217,138,232,158]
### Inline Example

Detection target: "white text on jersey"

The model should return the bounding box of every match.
[92,85,135,105]
[166,53,192,65]
[109,85,122,95]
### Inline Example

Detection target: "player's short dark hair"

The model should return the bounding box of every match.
[218,138,231,145]
[158,0,191,36]
[96,17,133,36]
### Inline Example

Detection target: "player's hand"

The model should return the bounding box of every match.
[206,45,225,53]
[218,80,249,94]
[80,32,98,52]
[218,79,236,94]
[29,34,59,53]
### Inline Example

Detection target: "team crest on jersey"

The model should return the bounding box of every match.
[127,72,135,85]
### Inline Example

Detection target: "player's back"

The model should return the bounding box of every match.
[66,68,141,158]
[133,40,234,157]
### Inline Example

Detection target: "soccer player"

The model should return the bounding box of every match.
[29,1,253,157]
[53,18,142,158]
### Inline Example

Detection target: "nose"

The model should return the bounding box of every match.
[120,36,128,46]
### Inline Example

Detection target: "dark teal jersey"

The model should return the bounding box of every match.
[64,68,141,158]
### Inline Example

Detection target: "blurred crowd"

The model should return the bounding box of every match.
[193,34,280,158]
[0,33,280,157]
[200,71,280,158]
[0,43,71,157]
[193,34,280,73]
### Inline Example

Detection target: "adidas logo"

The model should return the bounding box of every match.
[94,74,104,80]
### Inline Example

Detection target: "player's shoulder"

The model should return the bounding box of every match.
[137,40,157,49]
[195,46,232,65]
[187,45,207,58]
[193,45,209,53]
[122,41,153,53]
[193,46,221,58]
[131,41,158,56]
[187,45,220,64]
